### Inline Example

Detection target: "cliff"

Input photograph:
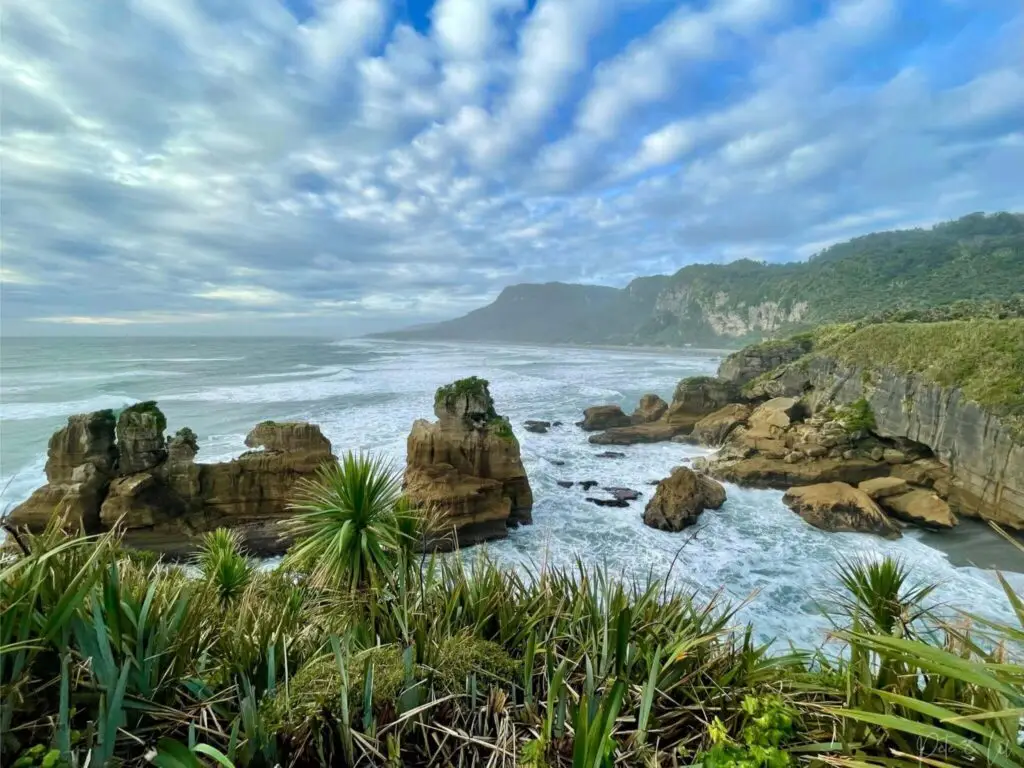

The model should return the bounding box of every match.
[375,212,1024,347]
[719,319,1024,529]
[6,404,336,556]
[404,377,533,548]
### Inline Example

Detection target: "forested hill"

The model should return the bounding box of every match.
[376,212,1024,347]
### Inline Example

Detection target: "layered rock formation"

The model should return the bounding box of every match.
[586,377,741,446]
[643,466,727,532]
[404,377,533,549]
[782,483,901,538]
[579,405,632,431]
[7,406,335,556]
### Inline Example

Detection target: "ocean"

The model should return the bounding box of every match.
[1,336,1020,647]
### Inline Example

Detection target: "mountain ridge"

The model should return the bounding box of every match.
[375,212,1024,348]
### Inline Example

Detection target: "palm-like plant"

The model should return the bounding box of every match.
[195,528,254,605]
[281,452,422,591]
[833,556,937,637]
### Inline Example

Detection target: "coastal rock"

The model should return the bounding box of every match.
[603,487,641,502]
[631,394,668,424]
[579,405,632,431]
[800,356,1024,528]
[643,467,726,532]
[692,403,753,446]
[857,476,910,500]
[707,455,889,489]
[718,338,813,387]
[524,420,551,434]
[404,377,533,549]
[579,480,599,491]
[663,376,740,428]
[9,404,336,556]
[116,402,167,475]
[7,410,118,532]
[782,483,901,538]
[880,490,957,530]
[588,422,688,445]
[587,497,629,508]
[596,451,626,458]
[746,397,803,438]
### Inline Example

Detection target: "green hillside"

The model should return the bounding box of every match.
[378,212,1024,347]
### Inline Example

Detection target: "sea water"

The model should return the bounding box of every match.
[1,336,1020,648]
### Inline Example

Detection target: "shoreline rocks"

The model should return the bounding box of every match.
[643,467,726,532]
[404,377,533,550]
[782,483,902,538]
[7,407,336,556]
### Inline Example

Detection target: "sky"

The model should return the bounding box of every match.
[1,0,1022,336]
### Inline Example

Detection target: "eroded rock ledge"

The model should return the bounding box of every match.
[7,403,336,556]
[404,377,533,549]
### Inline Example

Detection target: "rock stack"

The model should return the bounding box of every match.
[7,403,335,556]
[404,377,533,549]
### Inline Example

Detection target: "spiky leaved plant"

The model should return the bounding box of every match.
[196,528,254,606]
[281,452,424,592]
[833,555,937,638]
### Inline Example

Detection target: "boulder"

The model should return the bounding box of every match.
[643,467,727,532]
[603,487,642,502]
[244,421,332,455]
[587,497,630,508]
[663,376,740,428]
[631,394,668,424]
[883,449,907,465]
[881,490,957,530]
[556,480,574,489]
[524,420,551,434]
[404,377,533,549]
[746,397,803,439]
[595,451,626,459]
[579,405,631,431]
[588,422,689,445]
[692,404,753,446]
[857,476,911,500]
[782,483,901,538]
[116,402,167,475]
[579,481,599,491]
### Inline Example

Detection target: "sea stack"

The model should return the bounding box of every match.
[404,377,533,549]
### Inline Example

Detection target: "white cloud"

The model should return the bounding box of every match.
[193,286,293,306]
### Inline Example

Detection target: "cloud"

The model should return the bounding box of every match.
[1,0,1022,334]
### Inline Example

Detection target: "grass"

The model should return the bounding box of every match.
[435,376,497,416]
[117,400,168,433]
[2,458,1022,767]
[815,319,1024,436]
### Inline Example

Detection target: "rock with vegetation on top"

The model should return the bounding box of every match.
[692,403,753,446]
[404,377,533,549]
[782,483,902,538]
[8,403,336,557]
[631,394,668,424]
[880,490,957,530]
[718,336,814,387]
[643,467,726,532]
[579,405,632,431]
[663,376,740,428]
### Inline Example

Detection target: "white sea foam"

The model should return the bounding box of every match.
[0,394,136,422]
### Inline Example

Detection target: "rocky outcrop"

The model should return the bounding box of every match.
[692,404,753,446]
[7,411,119,532]
[857,476,910,500]
[782,483,902,538]
[784,355,1023,529]
[704,455,890,488]
[663,377,740,427]
[718,337,813,387]
[880,490,957,530]
[632,394,668,424]
[404,377,533,549]
[524,420,551,434]
[588,422,685,445]
[643,467,726,532]
[7,406,336,556]
[579,405,632,431]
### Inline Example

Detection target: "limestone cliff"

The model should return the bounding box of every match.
[404,377,533,548]
[7,407,336,556]
[717,319,1024,528]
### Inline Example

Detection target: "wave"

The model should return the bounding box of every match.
[0,394,136,422]
[109,357,245,363]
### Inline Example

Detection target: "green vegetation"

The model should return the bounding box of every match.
[434,376,497,417]
[488,414,517,440]
[382,212,1024,347]
[834,397,876,434]
[815,319,1024,436]
[3,457,1022,767]
[119,400,167,433]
